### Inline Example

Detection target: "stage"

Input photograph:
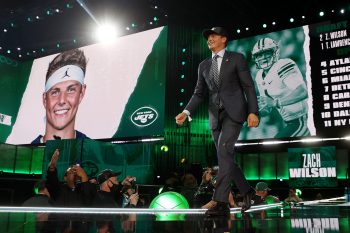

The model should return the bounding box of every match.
[0,197,349,233]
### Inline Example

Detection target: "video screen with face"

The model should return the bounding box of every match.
[0,26,167,144]
[227,20,350,140]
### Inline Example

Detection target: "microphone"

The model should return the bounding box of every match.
[53,135,61,140]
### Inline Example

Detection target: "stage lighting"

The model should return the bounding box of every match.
[340,9,345,14]
[150,191,189,221]
[160,145,168,152]
[290,18,294,22]
[272,22,276,25]
[301,138,322,143]
[180,89,184,93]
[265,195,276,204]
[181,74,185,79]
[95,23,118,43]
[296,189,302,196]
[237,29,241,33]
[319,11,325,17]
[262,24,267,28]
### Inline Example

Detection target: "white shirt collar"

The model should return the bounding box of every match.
[212,48,226,58]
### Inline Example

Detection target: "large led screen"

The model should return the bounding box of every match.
[0,26,167,144]
[227,20,350,140]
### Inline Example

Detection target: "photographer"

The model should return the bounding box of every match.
[121,182,140,208]
[93,169,136,207]
[194,167,217,208]
[46,149,95,207]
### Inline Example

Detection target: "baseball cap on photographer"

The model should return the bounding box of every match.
[202,27,228,39]
[97,169,122,184]
[255,182,271,191]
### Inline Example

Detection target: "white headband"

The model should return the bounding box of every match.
[45,65,85,92]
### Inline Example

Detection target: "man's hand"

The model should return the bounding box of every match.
[48,149,60,170]
[129,193,139,206]
[122,176,136,186]
[73,165,88,182]
[175,112,188,126]
[247,113,259,128]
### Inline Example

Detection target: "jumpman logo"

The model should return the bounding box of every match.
[61,68,70,79]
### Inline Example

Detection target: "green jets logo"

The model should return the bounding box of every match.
[131,107,158,127]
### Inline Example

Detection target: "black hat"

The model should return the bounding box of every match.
[255,182,271,191]
[97,169,122,184]
[202,27,228,39]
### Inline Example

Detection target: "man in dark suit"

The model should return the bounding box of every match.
[175,27,259,215]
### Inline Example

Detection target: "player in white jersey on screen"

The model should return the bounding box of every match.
[252,37,310,138]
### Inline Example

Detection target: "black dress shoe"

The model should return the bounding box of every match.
[205,202,230,216]
[241,189,255,212]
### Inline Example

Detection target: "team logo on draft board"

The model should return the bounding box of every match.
[130,106,158,127]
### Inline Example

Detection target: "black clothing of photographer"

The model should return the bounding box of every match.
[92,169,137,208]
[194,167,217,207]
[92,169,123,207]
[46,149,95,207]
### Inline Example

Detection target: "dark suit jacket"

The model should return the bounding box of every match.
[185,50,258,129]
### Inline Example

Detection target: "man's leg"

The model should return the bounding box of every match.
[212,113,251,203]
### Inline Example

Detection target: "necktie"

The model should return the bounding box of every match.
[211,54,220,87]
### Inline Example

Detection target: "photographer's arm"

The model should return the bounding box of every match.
[46,149,61,201]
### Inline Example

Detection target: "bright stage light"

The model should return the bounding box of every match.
[160,145,169,152]
[150,192,189,221]
[95,23,118,43]
[301,138,322,143]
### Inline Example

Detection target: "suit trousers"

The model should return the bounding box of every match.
[211,109,251,203]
